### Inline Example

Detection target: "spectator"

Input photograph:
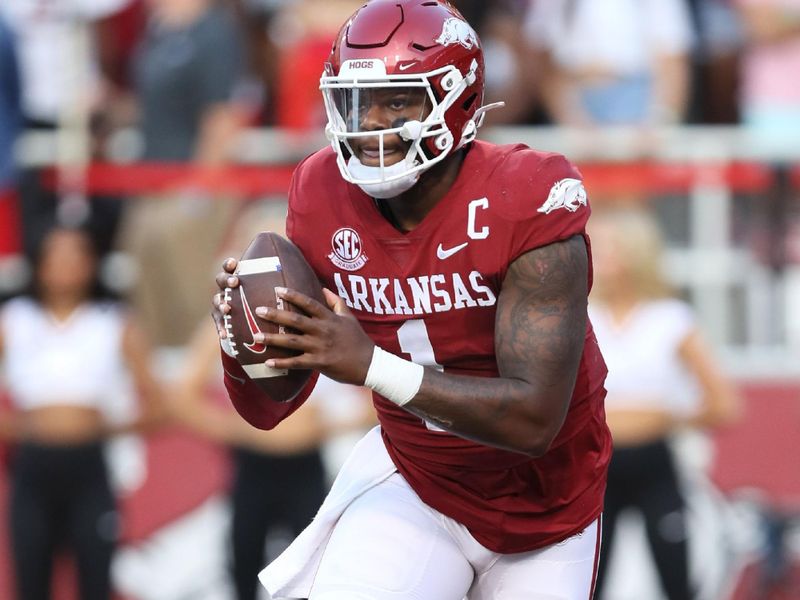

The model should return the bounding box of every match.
[685,0,743,124]
[0,14,21,262]
[0,0,135,257]
[232,0,291,125]
[268,0,363,130]
[524,0,695,128]
[460,0,543,126]
[117,0,251,347]
[0,225,164,600]
[587,206,740,600]
[734,0,800,137]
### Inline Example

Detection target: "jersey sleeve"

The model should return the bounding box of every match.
[221,350,318,430]
[499,151,590,269]
[285,151,320,245]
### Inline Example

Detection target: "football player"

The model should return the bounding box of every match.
[213,1,611,598]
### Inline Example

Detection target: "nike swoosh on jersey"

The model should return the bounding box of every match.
[436,242,468,260]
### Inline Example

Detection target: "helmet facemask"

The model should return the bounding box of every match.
[320,58,480,198]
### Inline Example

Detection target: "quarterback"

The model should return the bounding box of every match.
[214,1,611,598]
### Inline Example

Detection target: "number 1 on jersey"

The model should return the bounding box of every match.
[397,319,445,432]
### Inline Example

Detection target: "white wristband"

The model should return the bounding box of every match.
[364,346,424,407]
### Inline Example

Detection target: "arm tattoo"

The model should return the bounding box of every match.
[405,235,589,453]
[496,234,588,386]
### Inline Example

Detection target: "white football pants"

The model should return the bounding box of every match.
[307,472,601,600]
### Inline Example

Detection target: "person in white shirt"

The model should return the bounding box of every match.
[587,206,739,600]
[524,0,694,127]
[0,225,163,600]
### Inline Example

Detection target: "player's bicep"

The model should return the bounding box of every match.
[495,235,588,393]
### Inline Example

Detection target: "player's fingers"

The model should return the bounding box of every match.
[275,287,331,318]
[212,292,231,310]
[215,271,239,291]
[254,306,314,332]
[211,292,231,332]
[264,356,304,370]
[261,332,314,353]
[211,307,226,340]
[323,288,350,316]
[223,257,238,273]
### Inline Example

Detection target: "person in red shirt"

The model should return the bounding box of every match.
[213,1,611,598]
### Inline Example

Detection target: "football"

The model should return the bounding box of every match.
[223,231,325,402]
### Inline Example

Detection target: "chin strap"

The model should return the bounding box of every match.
[346,155,421,199]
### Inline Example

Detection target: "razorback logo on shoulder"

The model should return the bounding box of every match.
[537,178,587,214]
[435,17,478,50]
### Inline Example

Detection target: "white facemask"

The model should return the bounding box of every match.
[346,155,421,199]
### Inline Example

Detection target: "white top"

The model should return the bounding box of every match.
[589,298,700,417]
[0,0,131,122]
[525,0,694,76]
[1,296,129,416]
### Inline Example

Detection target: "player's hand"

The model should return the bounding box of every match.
[212,258,239,340]
[253,288,375,385]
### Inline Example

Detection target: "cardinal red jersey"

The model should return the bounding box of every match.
[287,140,611,553]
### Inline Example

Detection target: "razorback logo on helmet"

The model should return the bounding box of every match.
[435,17,478,50]
[537,178,588,214]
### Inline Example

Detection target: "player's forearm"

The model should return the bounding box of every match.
[405,371,574,456]
[408,235,586,455]
[394,236,588,455]
[221,351,309,430]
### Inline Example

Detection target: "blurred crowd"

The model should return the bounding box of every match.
[0,1,799,599]
[0,0,799,324]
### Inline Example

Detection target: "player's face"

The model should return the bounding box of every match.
[340,87,429,167]
[37,230,96,299]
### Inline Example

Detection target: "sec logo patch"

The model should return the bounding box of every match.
[328,227,368,271]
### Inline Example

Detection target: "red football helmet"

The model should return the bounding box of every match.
[320,0,490,197]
